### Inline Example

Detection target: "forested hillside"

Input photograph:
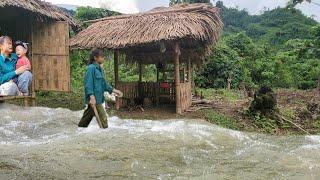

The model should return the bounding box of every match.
[196,2,319,90]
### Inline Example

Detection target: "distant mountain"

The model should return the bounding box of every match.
[56,4,79,11]
[217,2,318,47]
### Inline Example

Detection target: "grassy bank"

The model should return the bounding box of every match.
[196,88,320,135]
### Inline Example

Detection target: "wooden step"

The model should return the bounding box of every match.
[0,96,33,101]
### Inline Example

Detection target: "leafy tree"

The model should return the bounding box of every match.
[75,6,120,22]
[195,42,242,88]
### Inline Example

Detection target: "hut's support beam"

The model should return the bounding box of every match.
[191,62,195,90]
[138,62,143,103]
[114,50,121,110]
[174,42,182,114]
[156,65,159,83]
[156,64,160,106]
[188,57,192,82]
[139,62,142,83]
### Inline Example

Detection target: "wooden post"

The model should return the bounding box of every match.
[191,62,195,90]
[138,62,143,104]
[30,17,36,107]
[174,42,182,114]
[32,92,36,107]
[114,50,120,110]
[24,97,29,107]
[187,57,191,82]
[139,62,142,83]
[156,67,160,106]
[156,65,159,83]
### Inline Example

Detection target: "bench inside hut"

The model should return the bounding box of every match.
[71,3,223,114]
[0,0,78,106]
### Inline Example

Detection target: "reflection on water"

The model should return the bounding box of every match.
[0,104,320,179]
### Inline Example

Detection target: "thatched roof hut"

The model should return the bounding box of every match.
[0,0,78,29]
[71,3,223,64]
[71,3,223,114]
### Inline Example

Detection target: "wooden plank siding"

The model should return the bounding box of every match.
[32,21,70,92]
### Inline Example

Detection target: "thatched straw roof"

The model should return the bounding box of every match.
[71,3,223,64]
[0,0,78,28]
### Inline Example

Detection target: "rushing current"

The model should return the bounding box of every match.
[0,104,320,179]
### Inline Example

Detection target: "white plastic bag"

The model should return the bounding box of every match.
[104,92,116,102]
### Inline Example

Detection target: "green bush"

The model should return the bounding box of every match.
[249,86,277,114]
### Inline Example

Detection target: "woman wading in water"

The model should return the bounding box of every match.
[78,49,123,129]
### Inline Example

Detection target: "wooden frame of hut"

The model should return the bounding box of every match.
[71,4,223,114]
[0,0,78,106]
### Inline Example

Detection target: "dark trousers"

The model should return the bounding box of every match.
[78,104,108,128]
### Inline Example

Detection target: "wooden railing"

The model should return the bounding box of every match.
[117,81,191,111]
[117,82,159,107]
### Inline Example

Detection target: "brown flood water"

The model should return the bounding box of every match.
[0,104,320,179]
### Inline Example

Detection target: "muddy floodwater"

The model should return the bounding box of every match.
[0,104,320,179]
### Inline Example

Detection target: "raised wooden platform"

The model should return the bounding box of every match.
[0,96,36,107]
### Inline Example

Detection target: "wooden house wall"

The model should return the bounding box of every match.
[32,21,70,92]
[0,13,71,93]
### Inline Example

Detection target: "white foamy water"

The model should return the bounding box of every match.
[0,104,320,179]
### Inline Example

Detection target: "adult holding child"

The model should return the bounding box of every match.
[0,36,32,96]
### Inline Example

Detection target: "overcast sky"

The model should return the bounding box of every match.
[45,0,320,21]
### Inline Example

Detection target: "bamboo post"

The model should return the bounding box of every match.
[187,57,192,107]
[24,97,29,107]
[174,42,182,114]
[114,50,120,110]
[156,65,159,83]
[138,62,143,103]
[32,92,36,106]
[187,57,191,82]
[191,62,195,90]
[31,17,36,107]
[139,62,142,83]
[156,64,160,106]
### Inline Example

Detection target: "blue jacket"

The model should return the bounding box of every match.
[0,53,18,85]
[84,63,113,104]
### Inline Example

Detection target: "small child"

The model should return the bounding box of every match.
[15,41,31,70]
[15,41,32,96]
